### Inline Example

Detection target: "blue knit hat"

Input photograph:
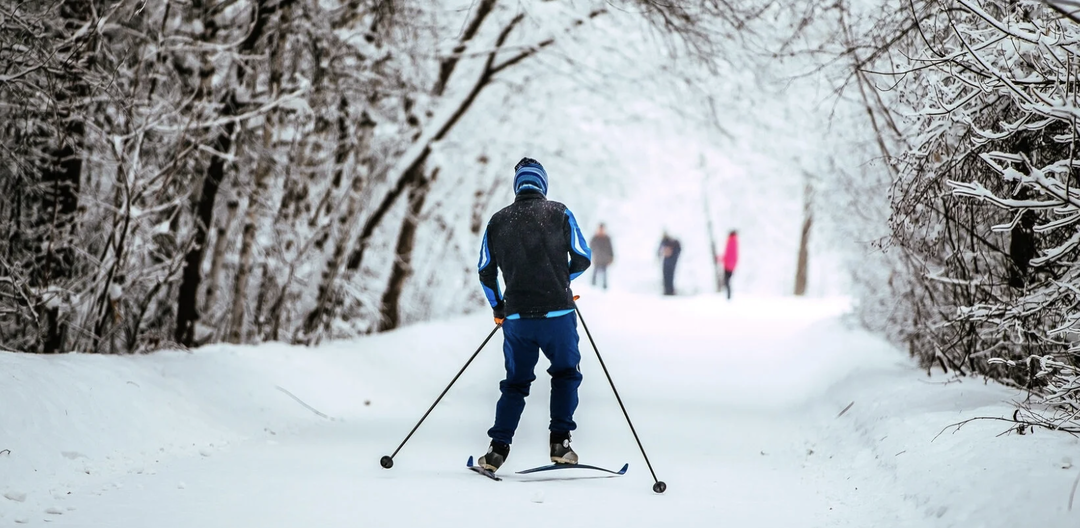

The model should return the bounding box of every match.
[514,157,548,195]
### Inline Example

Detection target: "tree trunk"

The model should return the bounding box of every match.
[378,169,435,331]
[175,0,279,347]
[38,140,83,354]
[299,161,370,342]
[174,111,236,346]
[252,262,272,340]
[297,97,377,343]
[793,179,812,297]
[700,164,723,293]
[259,137,303,343]
[228,115,276,343]
[35,2,91,353]
[204,198,240,316]
[38,142,83,289]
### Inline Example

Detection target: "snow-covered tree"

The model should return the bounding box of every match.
[0,0,750,353]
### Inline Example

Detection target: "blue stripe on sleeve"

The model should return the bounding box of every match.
[478,229,492,271]
[482,284,500,307]
[565,210,591,260]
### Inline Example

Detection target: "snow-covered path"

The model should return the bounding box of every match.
[5,290,1079,527]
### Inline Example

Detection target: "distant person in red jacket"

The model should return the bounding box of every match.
[718,230,738,300]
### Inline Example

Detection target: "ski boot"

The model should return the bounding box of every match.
[550,432,578,464]
[478,441,510,472]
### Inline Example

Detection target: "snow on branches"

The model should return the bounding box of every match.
[1,0,744,353]
[893,0,1080,425]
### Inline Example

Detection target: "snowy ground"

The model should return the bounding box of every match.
[2,288,1079,527]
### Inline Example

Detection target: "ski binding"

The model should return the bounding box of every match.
[466,456,502,481]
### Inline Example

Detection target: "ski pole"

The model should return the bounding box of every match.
[574,304,667,494]
[380,323,501,469]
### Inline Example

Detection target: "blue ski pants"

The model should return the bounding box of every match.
[488,313,583,445]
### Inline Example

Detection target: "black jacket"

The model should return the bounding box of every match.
[478,192,591,318]
[659,236,681,266]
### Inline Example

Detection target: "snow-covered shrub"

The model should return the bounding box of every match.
[891,0,1080,424]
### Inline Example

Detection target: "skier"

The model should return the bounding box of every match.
[476,157,592,473]
[589,223,614,289]
[658,232,681,296]
[720,230,738,300]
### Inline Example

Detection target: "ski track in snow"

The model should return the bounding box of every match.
[2,288,1079,527]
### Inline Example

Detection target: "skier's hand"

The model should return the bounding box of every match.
[493,303,505,325]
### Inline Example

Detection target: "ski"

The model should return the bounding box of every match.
[466,456,502,481]
[516,462,629,476]
[467,456,628,479]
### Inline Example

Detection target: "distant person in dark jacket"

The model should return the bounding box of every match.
[658,232,681,296]
[589,224,614,289]
[719,230,739,300]
[476,157,591,473]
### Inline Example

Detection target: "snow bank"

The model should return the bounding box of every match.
[800,336,1080,527]
[0,315,499,524]
[0,348,306,522]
